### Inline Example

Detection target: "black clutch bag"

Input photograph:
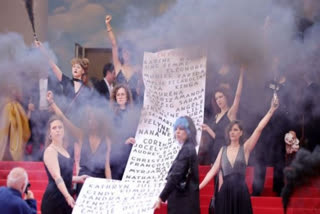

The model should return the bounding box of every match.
[209,196,215,214]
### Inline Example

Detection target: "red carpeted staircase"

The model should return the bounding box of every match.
[0,161,47,214]
[0,162,319,214]
[155,166,320,214]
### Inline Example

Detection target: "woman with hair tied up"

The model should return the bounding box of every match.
[109,84,139,180]
[41,116,88,214]
[34,41,91,116]
[199,97,279,214]
[154,116,200,214]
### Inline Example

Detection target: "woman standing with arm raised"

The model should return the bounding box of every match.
[46,91,112,193]
[34,41,91,116]
[201,65,245,164]
[200,97,279,214]
[105,15,140,102]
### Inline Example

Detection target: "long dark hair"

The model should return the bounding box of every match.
[80,106,112,139]
[225,120,245,145]
[211,84,232,115]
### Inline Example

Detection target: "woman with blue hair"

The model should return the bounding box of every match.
[154,116,200,214]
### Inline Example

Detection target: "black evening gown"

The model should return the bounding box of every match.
[215,145,253,214]
[208,111,231,200]
[60,74,91,123]
[76,136,108,193]
[110,108,139,180]
[41,152,74,214]
[209,111,230,163]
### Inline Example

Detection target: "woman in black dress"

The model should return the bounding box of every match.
[41,116,88,214]
[109,84,139,180]
[200,65,245,204]
[199,97,279,214]
[35,41,91,117]
[201,65,245,164]
[105,15,140,103]
[46,91,112,193]
[154,116,200,214]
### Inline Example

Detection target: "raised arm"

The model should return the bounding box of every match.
[47,91,83,141]
[34,41,63,82]
[244,97,279,154]
[43,148,75,208]
[105,137,112,179]
[201,123,216,139]
[105,15,121,75]
[228,65,245,121]
[199,148,223,190]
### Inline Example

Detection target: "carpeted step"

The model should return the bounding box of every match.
[0,179,48,190]
[293,187,320,197]
[253,207,320,214]
[32,190,45,200]
[2,162,320,214]
[157,205,320,214]
[0,161,44,170]
[201,195,320,208]
[0,169,47,180]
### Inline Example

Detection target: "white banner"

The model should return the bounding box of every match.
[73,48,206,214]
[73,178,162,214]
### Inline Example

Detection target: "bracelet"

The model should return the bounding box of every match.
[55,177,64,185]
[107,28,112,32]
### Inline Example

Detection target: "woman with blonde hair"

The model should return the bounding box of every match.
[0,74,30,161]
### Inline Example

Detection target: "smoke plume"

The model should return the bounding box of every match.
[281,146,320,213]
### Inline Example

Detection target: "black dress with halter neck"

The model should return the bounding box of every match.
[76,136,108,194]
[209,111,230,163]
[214,145,253,214]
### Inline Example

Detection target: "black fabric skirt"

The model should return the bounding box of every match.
[215,173,253,214]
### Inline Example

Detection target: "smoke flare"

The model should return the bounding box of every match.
[23,0,38,41]
[281,146,320,213]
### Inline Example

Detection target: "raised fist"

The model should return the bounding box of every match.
[105,15,112,24]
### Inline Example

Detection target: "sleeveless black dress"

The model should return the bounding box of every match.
[76,136,108,193]
[41,152,74,214]
[215,145,253,214]
[110,108,137,180]
[209,111,230,163]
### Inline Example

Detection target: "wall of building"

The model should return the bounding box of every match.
[0,0,48,44]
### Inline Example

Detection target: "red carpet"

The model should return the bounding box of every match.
[1,162,319,214]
